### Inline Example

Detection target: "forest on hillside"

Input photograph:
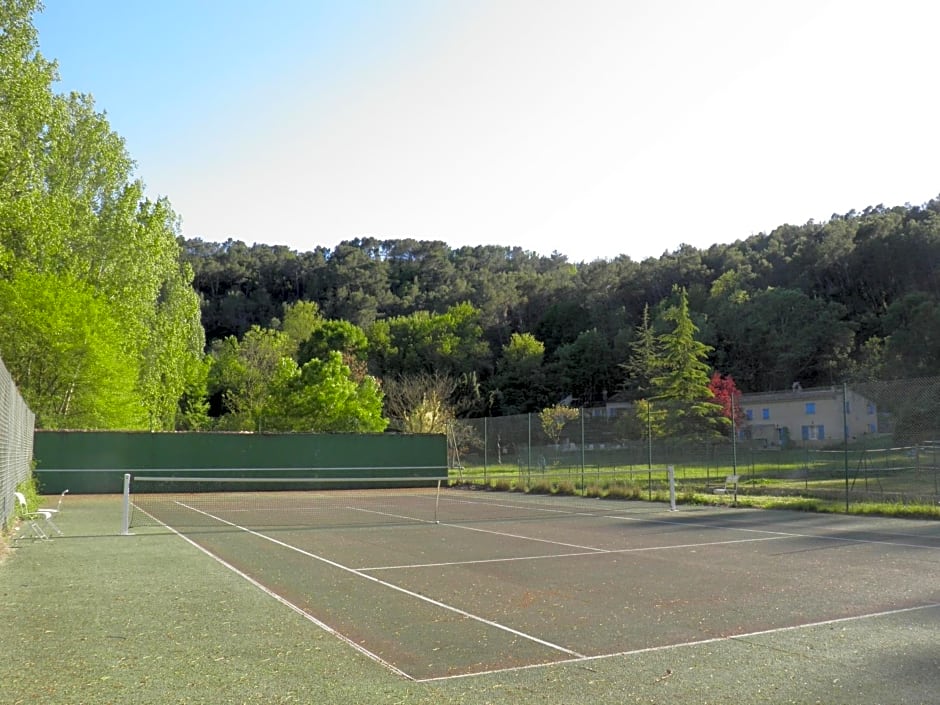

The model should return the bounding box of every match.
[1,0,938,434]
[184,198,940,419]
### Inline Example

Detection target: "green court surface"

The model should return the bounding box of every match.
[4,492,940,704]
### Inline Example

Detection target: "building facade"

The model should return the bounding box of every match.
[739,385,878,448]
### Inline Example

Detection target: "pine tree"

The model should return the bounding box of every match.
[651,286,724,438]
[621,303,660,399]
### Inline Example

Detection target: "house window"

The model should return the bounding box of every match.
[745,409,753,421]
[868,423,877,434]
[802,425,825,441]
[805,402,816,415]
[762,408,770,420]
[867,403,875,415]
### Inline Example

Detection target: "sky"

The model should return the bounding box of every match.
[34,0,940,263]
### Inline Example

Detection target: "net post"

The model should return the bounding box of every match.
[121,472,133,535]
[667,465,677,511]
[434,479,442,524]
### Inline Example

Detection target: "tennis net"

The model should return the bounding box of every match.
[121,472,661,535]
[122,473,446,534]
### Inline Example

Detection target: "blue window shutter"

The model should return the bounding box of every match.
[802,426,810,440]
[818,425,825,440]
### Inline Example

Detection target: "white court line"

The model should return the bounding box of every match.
[442,494,940,552]
[441,494,628,519]
[361,534,789,571]
[438,520,611,551]
[354,496,940,574]
[176,502,586,662]
[132,504,411,679]
[415,602,940,683]
[341,505,438,525]
[356,497,940,570]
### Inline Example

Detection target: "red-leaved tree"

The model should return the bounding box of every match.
[708,372,745,429]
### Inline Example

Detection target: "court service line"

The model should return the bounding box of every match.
[444,495,940,552]
[359,497,940,569]
[132,505,412,679]
[441,495,624,519]
[415,601,940,683]
[382,492,940,556]
[177,502,587,661]
[359,534,789,572]
[350,505,609,553]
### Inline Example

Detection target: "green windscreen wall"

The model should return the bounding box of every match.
[33,431,447,494]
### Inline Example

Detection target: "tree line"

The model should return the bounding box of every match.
[184,198,940,421]
[2,1,938,434]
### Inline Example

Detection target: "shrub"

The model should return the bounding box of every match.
[554,481,576,496]
[491,478,512,492]
[603,481,641,500]
[527,480,553,495]
[583,483,602,498]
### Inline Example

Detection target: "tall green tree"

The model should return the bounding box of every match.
[138,262,206,430]
[208,326,293,431]
[491,332,548,414]
[0,0,58,271]
[298,319,370,367]
[368,302,491,379]
[263,353,387,433]
[0,1,204,430]
[621,303,660,399]
[651,287,723,438]
[552,328,615,404]
[0,270,142,428]
[712,287,854,390]
[277,299,323,357]
[882,293,940,377]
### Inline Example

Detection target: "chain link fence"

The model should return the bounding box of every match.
[448,377,940,507]
[1,355,35,529]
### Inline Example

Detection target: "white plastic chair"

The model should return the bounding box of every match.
[13,491,54,541]
[39,489,68,536]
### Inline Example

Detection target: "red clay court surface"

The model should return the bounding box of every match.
[133,489,940,681]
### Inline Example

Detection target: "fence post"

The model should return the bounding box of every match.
[843,383,849,513]
[731,393,738,478]
[667,465,676,511]
[527,413,532,476]
[578,409,585,493]
[483,416,488,484]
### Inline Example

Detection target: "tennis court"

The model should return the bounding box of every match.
[125,483,940,682]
